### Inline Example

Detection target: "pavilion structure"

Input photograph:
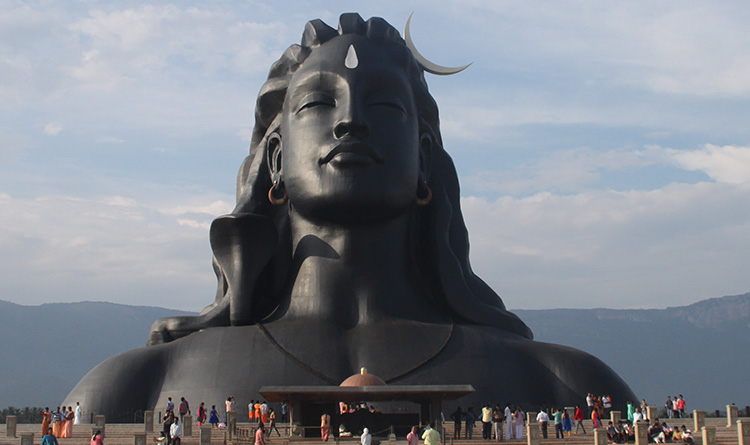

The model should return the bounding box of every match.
[259,368,474,437]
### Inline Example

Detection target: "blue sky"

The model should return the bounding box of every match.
[2,0,749,311]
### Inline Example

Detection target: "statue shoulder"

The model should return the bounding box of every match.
[62,345,167,420]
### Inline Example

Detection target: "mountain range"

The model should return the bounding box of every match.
[1,293,748,412]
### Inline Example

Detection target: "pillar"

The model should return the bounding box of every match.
[20,432,34,445]
[227,411,237,439]
[702,426,716,445]
[525,421,540,445]
[728,405,739,428]
[94,414,106,433]
[201,426,212,445]
[144,410,154,432]
[693,410,705,433]
[564,407,575,420]
[428,398,443,434]
[5,415,16,437]
[134,432,147,445]
[594,428,608,445]
[738,420,750,445]
[183,414,193,436]
[610,411,621,424]
[634,421,648,445]
[646,406,658,422]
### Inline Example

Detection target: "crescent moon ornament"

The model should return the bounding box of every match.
[404,13,472,76]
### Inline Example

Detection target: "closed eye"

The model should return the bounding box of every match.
[296,92,336,114]
[367,93,406,114]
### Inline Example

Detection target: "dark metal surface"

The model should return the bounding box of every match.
[63,13,636,421]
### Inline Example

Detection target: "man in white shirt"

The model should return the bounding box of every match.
[361,427,372,445]
[536,410,550,439]
[632,408,644,423]
[170,418,182,445]
[482,404,493,440]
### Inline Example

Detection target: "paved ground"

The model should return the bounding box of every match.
[1,417,745,445]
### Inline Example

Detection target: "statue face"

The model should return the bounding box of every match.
[279,35,421,223]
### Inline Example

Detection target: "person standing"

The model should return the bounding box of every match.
[627,402,635,423]
[514,407,525,439]
[677,395,686,418]
[592,407,602,429]
[465,407,476,439]
[281,402,288,423]
[209,405,220,428]
[42,427,59,445]
[42,407,52,436]
[665,396,673,419]
[162,411,174,445]
[450,407,463,438]
[249,400,256,422]
[178,397,190,423]
[422,423,440,445]
[321,412,331,441]
[52,407,63,437]
[361,427,372,445]
[170,418,182,445]
[552,408,563,439]
[586,394,594,418]
[482,404,493,440]
[62,406,74,438]
[74,402,83,425]
[406,426,419,445]
[536,409,549,439]
[225,396,235,423]
[504,404,513,440]
[167,397,174,413]
[260,401,269,424]
[198,402,207,427]
[492,404,503,441]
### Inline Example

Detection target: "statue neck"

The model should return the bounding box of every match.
[281,210,445,327]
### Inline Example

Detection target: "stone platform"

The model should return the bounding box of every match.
[1,417,746,445]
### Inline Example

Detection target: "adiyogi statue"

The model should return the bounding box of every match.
[64,13,635,420]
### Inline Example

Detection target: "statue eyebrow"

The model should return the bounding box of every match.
[287,71,342,107]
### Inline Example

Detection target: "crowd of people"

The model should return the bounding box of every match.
[605,420,695,444]
[37,392,694,445]
[449,403,528,441]
[40,404,83,438]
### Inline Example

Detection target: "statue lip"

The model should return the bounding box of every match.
[319,141,384,166]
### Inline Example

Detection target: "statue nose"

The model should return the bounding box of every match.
[333,119,369,139]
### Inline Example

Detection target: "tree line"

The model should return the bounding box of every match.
[1,406,44,424]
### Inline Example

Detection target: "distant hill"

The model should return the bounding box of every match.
[0,300,195,409]
[1,294,748,412]
[516,292,750,412]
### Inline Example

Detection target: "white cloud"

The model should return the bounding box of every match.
[43,122,63,136]
[96,136,125,144]
[663,144,750,184]
[0,193,220,310]
[461,181,750,309]
[467,147,652,195]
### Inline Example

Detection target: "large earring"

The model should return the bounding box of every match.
[268,180,288,205]
[416,180,432,206]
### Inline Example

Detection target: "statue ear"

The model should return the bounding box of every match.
[419,132,433,177]
[266,132,283,181]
